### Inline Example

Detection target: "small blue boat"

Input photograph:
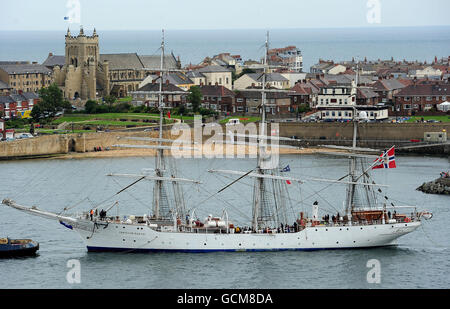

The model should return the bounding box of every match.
[0,238,39,258]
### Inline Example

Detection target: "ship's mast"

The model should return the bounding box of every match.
[252,31,270,231]
[153,29,166,220]
[345,61,359,216]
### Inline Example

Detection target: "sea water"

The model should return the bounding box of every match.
[0,154,448,289]
[1,26,450,71]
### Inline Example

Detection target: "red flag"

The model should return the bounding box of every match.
[286,180,292,185]
[373,147,396,170]
[167,111,171,119]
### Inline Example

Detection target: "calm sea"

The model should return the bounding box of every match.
[0,154,449,289]
[1,27,450,71]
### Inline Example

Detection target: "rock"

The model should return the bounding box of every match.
[417,178,450,195]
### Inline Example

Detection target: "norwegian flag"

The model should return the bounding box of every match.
[373,147,396,170]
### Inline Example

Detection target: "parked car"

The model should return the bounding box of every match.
[16,133,34,139]
[225,119,241,126]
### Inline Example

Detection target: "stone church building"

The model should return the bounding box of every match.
[45,27,181,104]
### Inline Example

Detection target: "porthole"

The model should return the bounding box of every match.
[204,243,207,246]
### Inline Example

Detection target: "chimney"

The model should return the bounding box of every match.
[166,79,170,85]
[49,52,53,57]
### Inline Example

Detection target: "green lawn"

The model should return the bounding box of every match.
[219,117,262,124]
[52,113,194,126]
[406,116,450,123]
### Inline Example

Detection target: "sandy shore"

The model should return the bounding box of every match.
[55,146,333,160]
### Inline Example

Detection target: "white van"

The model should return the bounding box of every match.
[225,119,241,126]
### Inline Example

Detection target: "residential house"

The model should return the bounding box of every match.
[310,61,335,74]
[268,46,303,72]
[195,65,233,90]
[139,73,195,91]
[0,63,53,94]
[186,71,206,87]
[233,73,289,90]
[234,88,292,116]
[317,83,388,121]
[130,81,187,108]
[372,79,407,104]
[393,81,450,116]
[0,92,39,120]
[357,87,379,105]
[280,72,307,88]
[199,85,235,113]
[409,66,443,80]
[0,81,12,95]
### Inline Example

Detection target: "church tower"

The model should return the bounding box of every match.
[65,26,99,69]
[62,26,99,100]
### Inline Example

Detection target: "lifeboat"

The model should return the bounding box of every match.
[419,212,433,220]
[204,215,227,228]
[0,238,39,258]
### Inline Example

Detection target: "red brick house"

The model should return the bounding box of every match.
[199,85,235,113]
[393,82,450,116]
[0,92,39,119]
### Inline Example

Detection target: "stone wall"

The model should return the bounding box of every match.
[0,131,164,160]
[279,122,450,141]
[0,135,69,159]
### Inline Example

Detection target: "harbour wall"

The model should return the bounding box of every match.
[0,123,449,160]
[0,131,162,160]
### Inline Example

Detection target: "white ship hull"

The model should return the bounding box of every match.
[71,220,421,253]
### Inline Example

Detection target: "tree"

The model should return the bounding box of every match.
[104,95,117,110]
[84,100,98,114]
[188,86,202,113]
[31,104,43,122]
[35,83,71,119]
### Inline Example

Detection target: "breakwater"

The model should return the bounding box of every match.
[417,178,450,195]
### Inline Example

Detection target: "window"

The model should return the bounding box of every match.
[236,98,243,103]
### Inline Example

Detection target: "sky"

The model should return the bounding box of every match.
[1,0,449,31]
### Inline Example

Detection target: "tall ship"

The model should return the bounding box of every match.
[2,31,432,253]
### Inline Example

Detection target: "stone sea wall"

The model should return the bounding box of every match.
[417,178,450,195]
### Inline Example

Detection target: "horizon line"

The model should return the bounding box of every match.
[2,25,450,32]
